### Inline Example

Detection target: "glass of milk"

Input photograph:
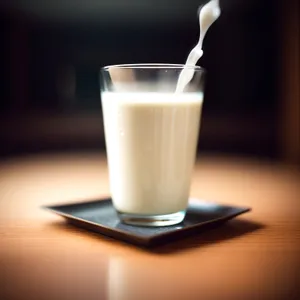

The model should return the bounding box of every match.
[100,64,205,226]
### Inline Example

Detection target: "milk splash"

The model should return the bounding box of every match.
[176,0,221,92]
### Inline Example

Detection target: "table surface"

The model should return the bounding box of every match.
[0,152,299,300]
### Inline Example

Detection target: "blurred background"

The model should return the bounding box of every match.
[0,0,299,163]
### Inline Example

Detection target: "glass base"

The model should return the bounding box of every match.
[117,210,186,227]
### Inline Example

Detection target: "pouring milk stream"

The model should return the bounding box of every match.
[176,0,221,92]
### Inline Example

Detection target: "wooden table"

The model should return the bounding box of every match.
[0,152,299,300]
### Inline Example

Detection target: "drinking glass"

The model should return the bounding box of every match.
[100,64,205,226]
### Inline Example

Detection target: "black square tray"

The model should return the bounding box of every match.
[44,198,251,247]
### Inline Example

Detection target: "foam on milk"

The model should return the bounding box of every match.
[176,0,221,92]
[102,92,203,215]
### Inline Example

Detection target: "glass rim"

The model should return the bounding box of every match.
[101,63,205,71]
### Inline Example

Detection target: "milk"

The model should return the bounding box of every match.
[176,0,221,92]
[102,92,203,215]
[101,0,220,217]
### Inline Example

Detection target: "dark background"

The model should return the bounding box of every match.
[0,0,296,160]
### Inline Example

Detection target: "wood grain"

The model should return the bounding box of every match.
[0,153,299,300]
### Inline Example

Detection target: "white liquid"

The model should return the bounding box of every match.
[102,92,203,215]
[176,0,221,92]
